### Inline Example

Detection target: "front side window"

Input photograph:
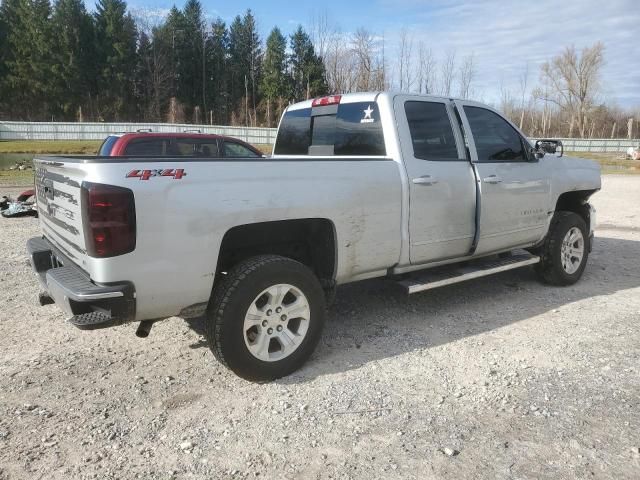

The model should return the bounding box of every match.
[405,101,459,160]
[463,106,526,162]
[224,142,259,158]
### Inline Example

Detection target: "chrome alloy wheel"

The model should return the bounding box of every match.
[561,227,584,275]
[243,284,311,362]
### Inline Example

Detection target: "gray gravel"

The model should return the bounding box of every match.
[1,176,639,479]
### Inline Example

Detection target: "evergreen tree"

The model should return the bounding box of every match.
[228,10,261,125]
[94,0,138,120]
[289,25,327,101]
[261,27,289,126]
[207,17,229,123]
[180,0,205,120]
[51,0,96,120]
[2,0,56,119]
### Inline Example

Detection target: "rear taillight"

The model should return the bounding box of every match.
[81,182,136,258]
[312,95,341,107]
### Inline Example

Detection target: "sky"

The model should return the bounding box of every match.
[122,0,640,108]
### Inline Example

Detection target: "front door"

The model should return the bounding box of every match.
[455,101,551,255]
[394,96,476,264]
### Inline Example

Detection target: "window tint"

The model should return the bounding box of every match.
[124,138,165,156]
[334,102,386,156]
[274,108,311,154]
[311,115,336,146]
[168,139,220,157]
[463,106,526,162]
[405,101,459,160]
[98,136,119,156]
[224,142,260,158]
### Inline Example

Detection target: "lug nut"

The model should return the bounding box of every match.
[261,320,268,327]
[266,309,272,316]
[267,328,273,335]
[276,307,282,313]
[281,315,287,321]
[277,325,283,332]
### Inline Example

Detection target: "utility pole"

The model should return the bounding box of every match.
[202,28,207,116]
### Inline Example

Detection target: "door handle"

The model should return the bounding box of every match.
[412,175,439,186]
[483,175,502,184]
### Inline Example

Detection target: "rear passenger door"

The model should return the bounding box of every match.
[394,96,477,264]
[455,101,551,254]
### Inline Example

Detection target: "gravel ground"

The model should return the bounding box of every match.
[1,176,639,479]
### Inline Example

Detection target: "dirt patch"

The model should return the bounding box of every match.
[0,176,639,479]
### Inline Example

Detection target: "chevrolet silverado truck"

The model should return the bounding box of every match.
[27,92,601,381]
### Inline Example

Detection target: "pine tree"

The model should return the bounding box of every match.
[289,26,327,101]
[181,0,205,120]
[228,10,261,125]
[2,0,56,119]
[261,27,289,126]
[51,0,96,120]
[207,18,229,123]
[94,0,138,120]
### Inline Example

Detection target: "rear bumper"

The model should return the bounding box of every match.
[27,236,136,330]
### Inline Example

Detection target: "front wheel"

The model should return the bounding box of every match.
[535,211,589,286]
[205,255,326,382]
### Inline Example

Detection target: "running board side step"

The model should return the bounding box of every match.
[397,250,540,294]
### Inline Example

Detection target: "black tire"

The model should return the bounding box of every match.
[535,211,589,286]
[205,255,326,382]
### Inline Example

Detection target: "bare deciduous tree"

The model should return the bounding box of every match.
[458,53,475,99]
[417,42,436,94]
[538,42,605,138]
[398,28,414,91]
[439,49,456,96]
[352,28,375,91]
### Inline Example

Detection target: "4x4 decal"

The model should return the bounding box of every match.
[126,169,187,180]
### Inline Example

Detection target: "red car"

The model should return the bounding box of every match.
[97,132,264,158]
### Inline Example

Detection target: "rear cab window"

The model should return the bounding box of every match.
[274,100,386,157]
[98,135,120,156]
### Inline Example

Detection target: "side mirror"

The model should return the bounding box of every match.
[530,147,545,160]
[535,139,564,157]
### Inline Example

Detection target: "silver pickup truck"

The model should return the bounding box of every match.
[27,92,601,381]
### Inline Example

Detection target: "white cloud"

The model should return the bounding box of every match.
[377,0,640,107]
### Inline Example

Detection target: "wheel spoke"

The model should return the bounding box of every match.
[278,328,298,349]
[248,331,270,361]
[268,285,289,307]
[284,298,310,319]
[245,304,264,325]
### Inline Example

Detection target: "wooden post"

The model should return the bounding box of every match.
[628,118,634,140]
[610,122,616,139]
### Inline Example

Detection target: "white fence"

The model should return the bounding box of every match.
[0,121,278,145]
[1,121,639,152]
[533,138,640,153]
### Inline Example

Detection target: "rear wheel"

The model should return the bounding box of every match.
[206,255,326,382]
[535,211,589,285]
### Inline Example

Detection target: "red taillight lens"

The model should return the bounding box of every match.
[312,95,341,107]
[81,182,136,258]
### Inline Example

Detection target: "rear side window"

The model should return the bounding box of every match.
[98,136,119,155]
[124,138,165,156]
[405,101,459,160]
[274,102,386,156]
[168,139,220,157]
[463,106,526,162]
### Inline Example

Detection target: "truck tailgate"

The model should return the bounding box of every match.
[34,158,88,268]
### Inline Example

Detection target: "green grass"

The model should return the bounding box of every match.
[565,151,640,175]
[0,140,102,154]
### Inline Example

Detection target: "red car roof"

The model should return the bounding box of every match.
[104,132,262,157]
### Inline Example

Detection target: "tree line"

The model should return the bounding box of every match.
[0,1,638,138]
[0,0,327,125]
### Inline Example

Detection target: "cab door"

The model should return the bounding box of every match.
[394,96,476,264]
[454,100,551,255]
